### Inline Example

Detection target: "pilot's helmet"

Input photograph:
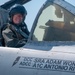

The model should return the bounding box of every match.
[9,5,27,18]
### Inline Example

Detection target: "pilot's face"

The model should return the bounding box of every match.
[12,13,24,25]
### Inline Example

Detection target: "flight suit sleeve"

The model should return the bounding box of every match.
[2,28,26,47]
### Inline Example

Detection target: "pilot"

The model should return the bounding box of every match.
[2,5,30,47]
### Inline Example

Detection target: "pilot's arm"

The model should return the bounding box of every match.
[2,28,26,47]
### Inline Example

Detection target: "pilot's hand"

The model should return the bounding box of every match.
[16,39,27,47]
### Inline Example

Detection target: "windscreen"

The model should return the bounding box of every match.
[32,3,75,41]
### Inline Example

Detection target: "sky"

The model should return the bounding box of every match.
[0,0,75,31]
